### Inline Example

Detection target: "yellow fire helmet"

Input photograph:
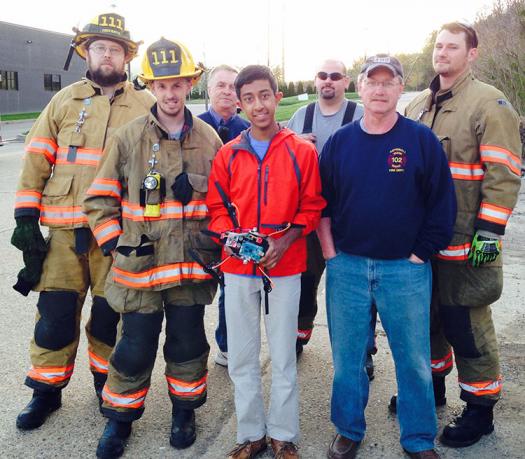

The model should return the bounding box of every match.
[72,12,140,63]
[139,37,204,84]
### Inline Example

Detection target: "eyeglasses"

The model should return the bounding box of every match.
[89,45,125,56]
[363,79,399,89]
[316,72,345,81]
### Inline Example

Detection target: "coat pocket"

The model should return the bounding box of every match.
[42,175,73,198]
[185,173,209,220]
[40,176,76,225]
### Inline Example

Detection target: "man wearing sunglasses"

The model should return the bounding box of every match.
[287,60,365,360]
[403,22,521,448]
[198,65,250,369]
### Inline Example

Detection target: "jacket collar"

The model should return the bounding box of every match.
[71,72,128,100]
[147,104,194,141]
[231,124,290,155]
[429,69,473,106]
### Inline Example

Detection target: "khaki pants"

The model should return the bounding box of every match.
[224,273,301,443]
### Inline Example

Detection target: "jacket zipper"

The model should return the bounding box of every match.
[263,165,269,206]
[254,160,262,276]
[256,161,262,231]
[234,131,280,275]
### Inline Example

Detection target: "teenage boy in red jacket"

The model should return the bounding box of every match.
[207,65,325,459]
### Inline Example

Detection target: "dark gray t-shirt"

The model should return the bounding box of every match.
[287,99,364,153]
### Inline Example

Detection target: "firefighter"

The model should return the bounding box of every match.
[12,12,154,431]
[83,37,222,458]
[403,22,522,447]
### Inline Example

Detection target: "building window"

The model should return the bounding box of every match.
[0,70,19,90]
[44,73,61,91]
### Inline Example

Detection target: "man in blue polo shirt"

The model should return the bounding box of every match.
[199,65,250,144]
[318,55,456,459]
[198,64,249,367]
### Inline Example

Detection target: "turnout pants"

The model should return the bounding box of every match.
[101,286,209,422]
[224,273,301,443]
[26,228,118,392]
[430,261,502,406]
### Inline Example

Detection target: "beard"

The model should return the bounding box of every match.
[157,99,183,119]
[90,65,125,87]
[320,87,336,100]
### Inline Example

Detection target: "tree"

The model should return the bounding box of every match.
[287,81,296,97]
[296,81,304,94]
[272,65,286,94]
[473,0,525,115]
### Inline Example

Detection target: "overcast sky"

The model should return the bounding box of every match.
[3,0,496,81]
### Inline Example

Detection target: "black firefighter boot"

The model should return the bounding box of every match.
[389,375,446,414]
[93,372,107,407]
[96,419,132,459]
[170,407,196,449]
[440,403,494,447]
[16,388,62,430]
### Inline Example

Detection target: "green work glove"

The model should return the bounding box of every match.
[11,216,47,252]
[13,249,48,296]
[11,217,48,296]
[468,231,502,267]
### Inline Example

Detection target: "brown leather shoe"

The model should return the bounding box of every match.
[404,449,441,459]
[270,438,299,458]
[327,434,360,459]
[227,437,267,459]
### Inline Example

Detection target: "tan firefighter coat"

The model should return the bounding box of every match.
[15,76,155,227]
[83,107,222,300]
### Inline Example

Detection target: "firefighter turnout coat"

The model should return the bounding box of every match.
[405,70,521,295]
[84,107,222,307]
[16,76,155,226]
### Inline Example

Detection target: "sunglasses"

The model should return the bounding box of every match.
[316,72,345,81]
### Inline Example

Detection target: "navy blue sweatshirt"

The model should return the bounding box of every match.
[319,115,456,262]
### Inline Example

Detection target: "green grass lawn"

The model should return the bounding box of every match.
[0,112,41,121]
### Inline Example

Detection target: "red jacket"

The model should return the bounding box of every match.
[207,127,325,277]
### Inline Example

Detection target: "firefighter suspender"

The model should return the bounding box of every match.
[301,100,357,134]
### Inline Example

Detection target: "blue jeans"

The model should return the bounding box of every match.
[326,252,436,453]
[215,287,227,352]
[368,304,377,354]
